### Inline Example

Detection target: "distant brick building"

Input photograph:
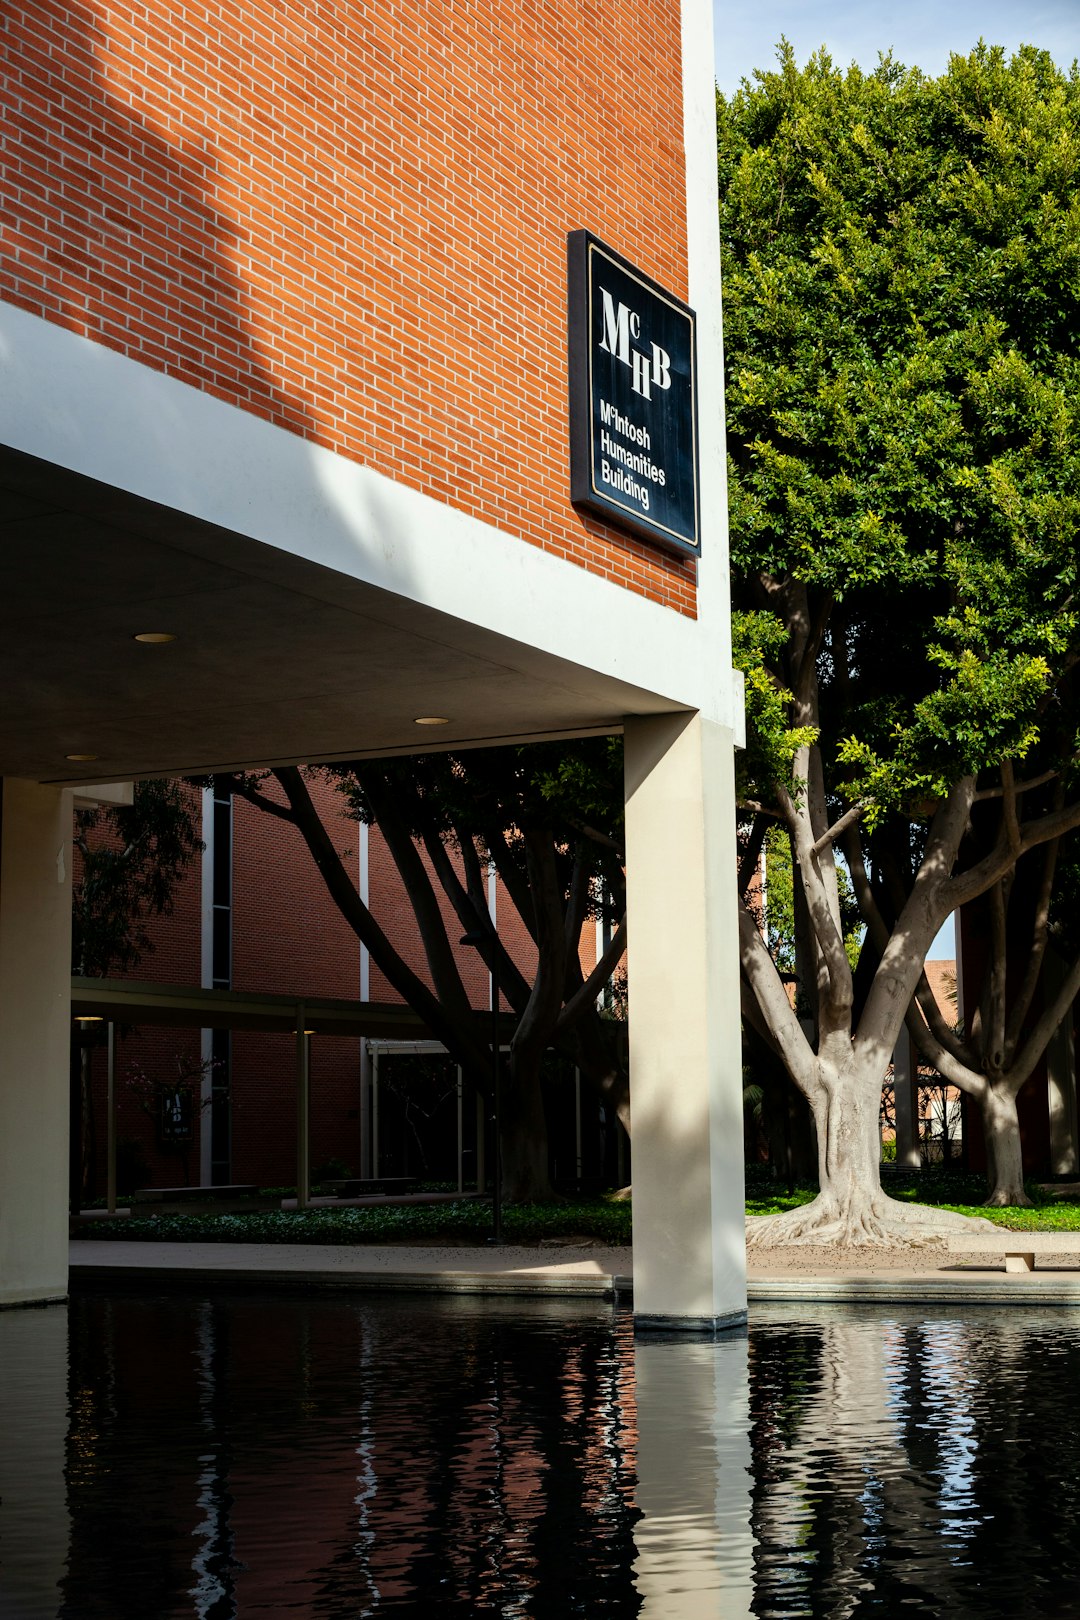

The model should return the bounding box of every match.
[80,774,608,1196]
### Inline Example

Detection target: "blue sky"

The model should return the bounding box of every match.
[714,0,1078,95]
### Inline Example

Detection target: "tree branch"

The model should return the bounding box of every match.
[738,902,818,1098]
[776,777,852,1009]
[557,915,627,1035]
[947,792,1080,910]
[811,800,867,858]
[266,768,489,1076]
[912,970,971,1067]
[1006,946,1080,1094]
[219,773,299,826]
[1004,806,1063,1058]
[357,768,474,1022]
[418,819,531,1016]
[904,998,986,1099]
[738,812,769,900]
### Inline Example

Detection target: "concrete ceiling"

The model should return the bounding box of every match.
[0,445,679,784]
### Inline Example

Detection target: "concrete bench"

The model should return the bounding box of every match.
[131,1184,264,1215]
[946,1231,1080,1273]
[322,1177,420,1199]
[133,1184,259,1203]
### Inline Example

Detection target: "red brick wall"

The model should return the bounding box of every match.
[230,777,365,1181]
[1,0,696,615]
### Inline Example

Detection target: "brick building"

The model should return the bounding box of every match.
[1,0,745,1328]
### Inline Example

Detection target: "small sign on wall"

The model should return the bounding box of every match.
[567,231,700,558]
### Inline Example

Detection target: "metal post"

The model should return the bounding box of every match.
[456,1065,464,1194]
[359,1040,373,1179]
[460,923,503,1240]
[106,1022,117,1216]
[372,1049,380,1179]
[475,1090,485,1193]
[574,1067,583,1188]
[491,1000,503,1244]
[296,1006,310,1209]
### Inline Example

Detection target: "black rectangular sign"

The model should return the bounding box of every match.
[568,231,700,558]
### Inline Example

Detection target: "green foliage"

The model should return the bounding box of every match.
[758,824,863,974]
[720,41,1080,810]
[75,1179,1080,1237]
[732,610,817,799]
[72,780,203,978]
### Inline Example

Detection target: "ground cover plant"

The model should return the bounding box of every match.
[72,1179,1080,1243]
[70,1196,635,1247]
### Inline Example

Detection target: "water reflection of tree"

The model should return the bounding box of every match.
[748,1315,1080,1619]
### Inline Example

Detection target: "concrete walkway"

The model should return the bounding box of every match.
[69,1239,634,1299]
[68,1231,1080,1307]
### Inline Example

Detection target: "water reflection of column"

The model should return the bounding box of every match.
[189,1300,237,1619]
[0,1303,70,1619]
[633,1336,754,1619]
[351,1318,382,1613]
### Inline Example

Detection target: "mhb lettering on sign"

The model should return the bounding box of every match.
[567,231,699,558]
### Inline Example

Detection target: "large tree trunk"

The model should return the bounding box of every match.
[979,1083,1032,1207]
[501,1045,553,1202]
[747,1060,997,1248]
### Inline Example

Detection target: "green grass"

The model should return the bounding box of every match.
[745,1165,1080,1231]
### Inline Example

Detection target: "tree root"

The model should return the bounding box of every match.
[982,1186,1034,1209]
[746,1193,998,1251]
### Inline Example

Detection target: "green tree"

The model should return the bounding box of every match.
[73,778,202,977]
[723,42,1080,1239]
[218,742,628,1202]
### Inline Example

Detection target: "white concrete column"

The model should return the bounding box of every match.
[0,779,73,1306]
[892,1026,922,1169]
[624,712,747,1331]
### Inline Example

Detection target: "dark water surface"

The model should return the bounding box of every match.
[2,1289,1080,1619]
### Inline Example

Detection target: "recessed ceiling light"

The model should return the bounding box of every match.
[74,1015,103,1024]
[65,752,99,762]
[414,716,451,726]
[133,632,177,644]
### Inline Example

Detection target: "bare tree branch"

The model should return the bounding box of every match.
[776,777,852,1008]
[1007,946,1080,1093]
[738,902,818,1098]
[557,915,627,1034]
[738,812,769,900]
[811,800,867,857]
[1004,804,1063,1058]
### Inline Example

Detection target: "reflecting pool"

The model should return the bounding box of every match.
[2,1289,1080,1618]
